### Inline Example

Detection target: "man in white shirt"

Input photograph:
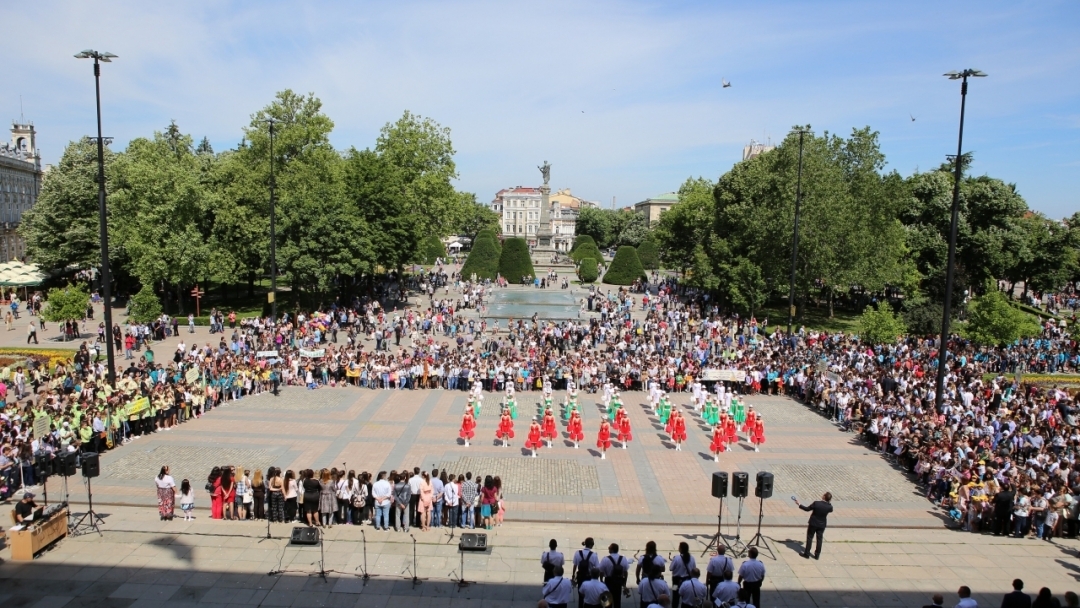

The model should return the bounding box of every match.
[955,585,978,608]
[371,472,393,531]
[540,565,573,608]
[408,467,423,528]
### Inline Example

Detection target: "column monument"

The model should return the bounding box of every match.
[534,160,556,265]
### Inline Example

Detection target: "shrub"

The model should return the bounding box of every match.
[858,301,907,346]
[903,303,944,336]
[498,237,536,282]
[578,257,598,283]
[418,235,446,264]
[602,246,646,285]
[42,284,90,323]
[637,239,660,270]
[476,229,501,256]
[572,242,605,266]
[964,288,1041,346]
[128,284,164,324]
[461,236,500,281]
[571,234,596,253]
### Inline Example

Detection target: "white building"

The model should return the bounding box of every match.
[0,122,43,262]
[490,186,576,252]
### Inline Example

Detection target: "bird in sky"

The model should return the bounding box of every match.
[910,114,916,122]
[722,78,731,88]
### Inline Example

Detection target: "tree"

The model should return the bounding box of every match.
[42,284,90,328]
[418,235,446,265]
[609,210,650,248]
[603,246,646,285]
[963,286,1041,346]
[655,177,714,274]
[637,239,660,270]
[575,206,611,248]
[727,257,767,316]
[342,147,412,273]
[21,138,117,272]
[571,234,596,253]
[858,301,907,346]
[578,258,598,283]
[456,195,500,244]
[571,241,605,266]
[460,235,500,281]
[128,283,164,323]
[498,238,535,282]
[903,302,945,337]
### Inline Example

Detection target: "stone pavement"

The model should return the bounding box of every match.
[2,505,1080,608]
[46,385,939,529]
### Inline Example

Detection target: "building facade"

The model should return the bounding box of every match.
[0,122,43,262]
[633,192,678,227]
[742,139,775,161]
[491,186,577,252]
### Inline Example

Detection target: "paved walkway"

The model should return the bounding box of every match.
[2,506,1079,608]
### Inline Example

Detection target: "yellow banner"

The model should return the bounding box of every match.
[127,396,150,416]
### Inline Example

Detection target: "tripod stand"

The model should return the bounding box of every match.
[308,528,329,582]
[728,497,747,557]
[71,476,105,536]
[701,494,736,556]
[746,494,775,560]
[452,543,475,589]
[356,530,377,584]
[401,534,425,587]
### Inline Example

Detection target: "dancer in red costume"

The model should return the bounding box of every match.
[496,409,515,447]
[567,410,584,448]
[597,419,612,459]
[616,408,632,448]
[709,422,726,462]
[721,412,737,452]
[524,420,543,457]
[541,408,557,448]
[667,410,687,451]
[749,412,766,452]
[741,405,756,440]
[459,410,476,447]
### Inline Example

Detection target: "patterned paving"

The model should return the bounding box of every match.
[436,456,600,496]
[104,445,281,484]
[771,463,920,502]
[225,388,359,411]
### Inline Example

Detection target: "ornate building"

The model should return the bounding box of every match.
[490,186,577,252]
[0,122,43,262]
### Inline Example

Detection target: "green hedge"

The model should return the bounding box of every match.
[461,235,500,280]
[498,237,535,282]
[637,239,660,270]
[602,246,646,285]
[571,234,596,253]
[476,228,501,256]
[572,241,605,266]
[578,257,598,283]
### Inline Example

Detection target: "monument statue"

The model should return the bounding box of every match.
[538,160,551,185]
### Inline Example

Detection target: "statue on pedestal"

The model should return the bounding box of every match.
[538,160,551,186]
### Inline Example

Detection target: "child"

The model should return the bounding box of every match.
[180,479,195,520]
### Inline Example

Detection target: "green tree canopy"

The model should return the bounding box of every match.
[654,177,714,274]
[575,207,612,248]
[498,238,535,282]
[456,195,500,244]
[603,246,646,285]
[128,283,164,324]
[858,301,907,346]
[637,239,660,270]
[460,235,500,281]
[42,284,90,323]
[578,257,598,283]
[963,286,1041,346]
[571,241,605,266]
[418,235,446,265]
[571,234,596,253]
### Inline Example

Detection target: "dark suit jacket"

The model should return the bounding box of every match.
[1001,590,1032,608]
[800,500,833,528]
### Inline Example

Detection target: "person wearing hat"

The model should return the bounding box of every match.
[573,537,600,608]
[14,491,37,524]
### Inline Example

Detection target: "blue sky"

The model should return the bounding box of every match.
[2,1,1078,217]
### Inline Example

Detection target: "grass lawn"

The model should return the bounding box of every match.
[756,304,861,334]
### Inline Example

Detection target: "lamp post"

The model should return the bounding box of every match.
[935,69,987,411]
[75,49,118,386]
[786,129,809,338]
[265,119,277,322]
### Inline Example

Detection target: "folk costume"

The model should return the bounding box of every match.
[739,405,754,439]
[721,412,738,450]
[496,410,515,447]
[597,419,612,459]
[709,423,726,461]
[567,410,584,448]
[541,408,558,447]
[667,410,687,451]
[616,408,632,448]
[657,396,672,426]
[505,395,518,420]
[459,410,476,446]
[702,396,720,426]
[525,420,543,456]
[749,412,766,452]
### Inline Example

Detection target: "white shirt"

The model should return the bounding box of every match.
[372,479,393,506]
[155,475,175,490]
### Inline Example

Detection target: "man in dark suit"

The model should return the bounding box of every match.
[795,492,834,559]
[993,484,1016,536]
[1001,579,1032,608]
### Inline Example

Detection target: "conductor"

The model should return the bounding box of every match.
[795,492,833,559]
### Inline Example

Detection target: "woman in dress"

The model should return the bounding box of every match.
[251,469,266,520]
[302,469,321,527]
[419,471,434,531]
[567,410,584,449]
[496,408,515,447]
[267,467,285,523]
[669,410,687,451]
[220,468,237,520]
[749,413,766,452]
[616,408,632,449]
[541,408,557,448]
[318,469,336,527]
[460,409,476,447]
[480,475,498,530]
[209,467,223,520]
[709,422,726,462]
[284,469,298,522]
[156,465,176,521]
[597,419,612,459]
[524,420,543,457]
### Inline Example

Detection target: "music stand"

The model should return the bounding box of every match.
[701,494,735,556]
[746,494,775,560]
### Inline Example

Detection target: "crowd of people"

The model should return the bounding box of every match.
[1,264,1079,549]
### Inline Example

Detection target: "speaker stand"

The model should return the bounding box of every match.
[71,476,105,537]
[701,495,735,557]
[729,497,747,558]
[746,495,775,560]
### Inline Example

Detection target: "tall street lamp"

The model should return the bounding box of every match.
[786,128,810,338]
[265,118,277,322]
[935,69,987,411]
[75,49,119,386]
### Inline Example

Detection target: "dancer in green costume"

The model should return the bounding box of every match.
[731,397,746,426]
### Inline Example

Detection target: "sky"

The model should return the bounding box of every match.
[2,0,1078,218]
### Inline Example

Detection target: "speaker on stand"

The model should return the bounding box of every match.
[702,472,736,556]
[71,452,105,536]
[746,472,775,559]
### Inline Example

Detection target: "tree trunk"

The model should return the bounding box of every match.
[247,273,255,298]
[828,289,834,319]
[176,283,185,315]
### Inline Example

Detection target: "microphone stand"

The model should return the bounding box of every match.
[402,534,425,587]
[356,529,377,584]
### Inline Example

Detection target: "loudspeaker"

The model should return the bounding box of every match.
[732,472,749,498]
[711,471,728,498]
[459,532,488,551]
[59,452,78,477]
[290,526,320,545]
[755,471,773,499]
[81,452,100,478]
[33,454,52,481]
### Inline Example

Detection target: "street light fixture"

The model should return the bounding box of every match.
[935,69,987,411]
[75,49,119,386]
[786,128,810,338]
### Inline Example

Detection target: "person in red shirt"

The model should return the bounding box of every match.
[668,410,687,451]
[749,413,766,452]
[709,422,726,461]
